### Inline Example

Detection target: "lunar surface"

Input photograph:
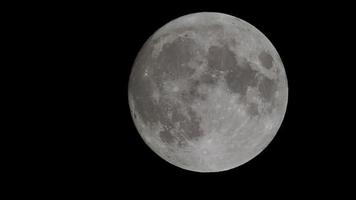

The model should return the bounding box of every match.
[128,12,288,172]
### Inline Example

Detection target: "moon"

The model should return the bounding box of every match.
[128,12,288,172]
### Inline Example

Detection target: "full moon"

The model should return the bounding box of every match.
[128,12,288,172]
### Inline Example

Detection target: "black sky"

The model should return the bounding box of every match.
[12,1,351,196]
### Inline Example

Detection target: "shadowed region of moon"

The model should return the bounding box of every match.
[128,12,288,172]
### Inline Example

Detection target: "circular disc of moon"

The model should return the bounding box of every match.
[128,12,288,172]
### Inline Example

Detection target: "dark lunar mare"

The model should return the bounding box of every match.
[153,37,197,81]
[207,45,260,96]
[206,44,265,117]
[129,36,205,146]
[258,51,273,69]
[258,76,277,103]
[205,44,279,117]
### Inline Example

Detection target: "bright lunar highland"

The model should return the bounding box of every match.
[128,12,288,172]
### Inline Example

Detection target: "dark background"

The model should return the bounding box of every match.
[8,1,352,197]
